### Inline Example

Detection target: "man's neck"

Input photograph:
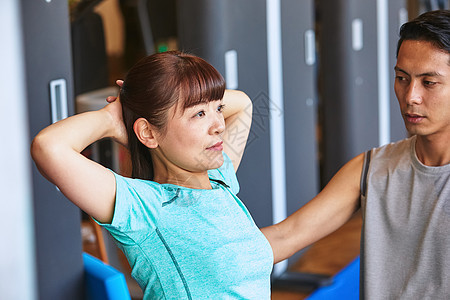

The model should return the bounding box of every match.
[415,133,450,166]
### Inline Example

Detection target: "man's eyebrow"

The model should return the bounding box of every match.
[394,66,406,74]
[394,66,442,77]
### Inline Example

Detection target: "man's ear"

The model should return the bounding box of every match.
[133,118,159,148]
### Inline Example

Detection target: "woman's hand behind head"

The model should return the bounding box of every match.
[103,80,128,147]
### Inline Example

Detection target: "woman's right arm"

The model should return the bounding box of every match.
[30,100,126,224]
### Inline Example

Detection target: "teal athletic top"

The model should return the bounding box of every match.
[97,153,273,299]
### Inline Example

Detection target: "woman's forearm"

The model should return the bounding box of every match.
[32,109,114,154]
[222,90,253,171]
[222,89,252,121]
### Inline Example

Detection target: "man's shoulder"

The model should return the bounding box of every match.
[372,136,414,158]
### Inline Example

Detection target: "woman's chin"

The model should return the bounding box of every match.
[209,154,224,170]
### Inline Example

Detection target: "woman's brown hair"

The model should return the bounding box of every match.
[120,51,226,180]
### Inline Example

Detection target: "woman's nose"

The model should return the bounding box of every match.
[211,113,225,135]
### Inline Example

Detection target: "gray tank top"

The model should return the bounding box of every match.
[360,136,450,299]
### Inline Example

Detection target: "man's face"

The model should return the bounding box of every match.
[394,40,450,140]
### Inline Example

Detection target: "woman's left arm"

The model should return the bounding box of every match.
[222,89,253,171]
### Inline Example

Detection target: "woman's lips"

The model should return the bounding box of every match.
[206,141,223,151]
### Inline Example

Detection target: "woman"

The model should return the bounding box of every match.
[31,51,273,299]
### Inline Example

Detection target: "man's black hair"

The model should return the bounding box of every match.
[397,10,450,56]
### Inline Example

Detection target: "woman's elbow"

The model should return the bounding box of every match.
[30,133,60,168]
[30,134,45,163]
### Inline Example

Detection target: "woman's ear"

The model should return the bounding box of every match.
[133,118,159,148]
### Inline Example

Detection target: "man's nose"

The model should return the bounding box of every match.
[404,80,423,106]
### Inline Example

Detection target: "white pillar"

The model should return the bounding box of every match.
[0,1,37,299]
[267,0,288,276]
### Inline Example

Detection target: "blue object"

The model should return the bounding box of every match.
[307,256,360,299]
[83,253,131,300]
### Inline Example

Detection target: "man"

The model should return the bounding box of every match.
[262,10,450,298]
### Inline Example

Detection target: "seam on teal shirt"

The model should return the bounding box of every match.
[162,188,181,207]
[155,228,192,299]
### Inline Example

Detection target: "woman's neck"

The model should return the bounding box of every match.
[151,154,212,189]
[157,172,212,189]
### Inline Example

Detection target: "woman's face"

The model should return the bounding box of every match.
[154,99,226,174]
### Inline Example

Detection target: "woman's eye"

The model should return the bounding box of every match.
[195,111,205,118]
[217,104,225,112]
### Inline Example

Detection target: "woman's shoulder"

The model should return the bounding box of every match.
[107,171,172,224]
[110,170,165,197]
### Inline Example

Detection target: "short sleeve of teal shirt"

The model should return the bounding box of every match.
[100,175,162,245]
